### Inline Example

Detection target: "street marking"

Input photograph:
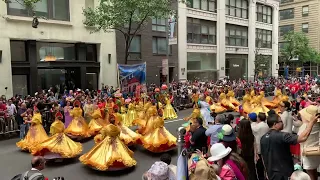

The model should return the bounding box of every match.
[164,119,184,124]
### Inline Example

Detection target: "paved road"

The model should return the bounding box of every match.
[1,109,207,180]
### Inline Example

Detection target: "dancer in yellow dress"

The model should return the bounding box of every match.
[163,96,178,120]
[227,90,240,107]
[97,105,140,146]
[65,100,91,139]
[17,107,48,152]
[104,98,114,124]
[88,105,106,136]
[251,95,270,115]
[137,104,162,135]
[80,124,137,171]
[182,108,201,131]
[206,96,226,114]
[126,102,137,126]
[32,112,82,160]
[242,93,254,114]
[259,91,277,109]
[134,98,145,124]
[139,114,177,153]
[218,93,236,111]
[270,89,283,105]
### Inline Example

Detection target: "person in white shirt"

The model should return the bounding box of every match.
[280,101,293,133]
[251,112,269,180]
[6,99,16,116]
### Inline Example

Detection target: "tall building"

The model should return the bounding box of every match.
[279,0,319,76]
[115,20,179,85]
[177,0,280,81]
[0,0,117,97]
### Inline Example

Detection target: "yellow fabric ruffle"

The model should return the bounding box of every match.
[79,125,136,171]
[31,133,82,158]
[88,118,104,136]
[251,105,270,115]
[140,127,177,153]
[163,102,178,120]
[50,119,65,135]
[64,116,91,138]
[17,124,48,152]
[210,103,226,113]
[138,116,160,135]
[126,109,137,127]
[118,125,141,145]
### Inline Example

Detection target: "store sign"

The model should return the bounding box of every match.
[232,64,239,67]
[162,59,168,75]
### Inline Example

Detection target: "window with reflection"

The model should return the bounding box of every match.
[37,42,76,61]
[12,75,28,96]
[226,24,248,47]
[152,18,166,32]
[152,37,171,55]
[86,44,97,62]
[10,41,27,62]
[7,0,70,21]
[256,29,272,48]
[187,18,216,44]
[225,0,248,19]
[280,8,294,20]
[187,0,217,12]
[256,3,272,24]
[86,73,98,90]
[128,36,141,60]
[279,25,294,36]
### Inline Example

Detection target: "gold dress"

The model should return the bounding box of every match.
[120,106,129,126]
[32,119,82,159]
[182,108,201,131]
[259,91,277,109]
[64,107,91,138]
[206,96,226,114]
[84,103,94,123]
[17,112,48,152]
[138,106,161,135]
[88,109,105,136]
[79,124,137,171]
[270,90,283,105]
[140,116,177,153]
[242,94,254,114]
[126,103,137,126]
[251,95,270,115]
[134,101,145,123]
[163,98,178,120]
[113,112,141,145]
[104,102,114,124]
[227,91,240,107]
[219,93,236,111]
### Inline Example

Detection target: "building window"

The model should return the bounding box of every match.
[7,0,70,21]
[225,0,248,19]
[10,41,27,62]
[256,3,272,24]
[302,6,309,17]
[152,18,166,32]
[279,25,294,36]
[280,8,294,20]
[226,24,248,47]
[128,36,141,60]
[86,73,98,90]
[187,0,217,12]
[187,18,216,44]
[225,54,248,80]
[37,42,76,62]
[86,44,97,62]
[152,37,171,55]
[280,0,293,4]
[302,23,309,33]
[12,75,28,96]
[256,29,272,48]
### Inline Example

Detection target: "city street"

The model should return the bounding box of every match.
[2,108,213,180]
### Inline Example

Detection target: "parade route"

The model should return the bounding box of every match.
[0,109,197,180]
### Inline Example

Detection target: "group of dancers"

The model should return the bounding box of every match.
[16,91,178,171]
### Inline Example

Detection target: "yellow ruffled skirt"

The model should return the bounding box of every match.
[210,103,227,113]
[119,125,141,145]
[163,104,178,120]
[16,124,48,152]
[126,110,137,127]
[251,105,270,115]
[138,116,158,135]
[79,136,137,171]
[88,118,104,136]
[139,127,177,153]
[31,133,82,159]
[65,117,91,138]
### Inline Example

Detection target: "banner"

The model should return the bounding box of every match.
[117,63,146,93]
[169,15,177,45]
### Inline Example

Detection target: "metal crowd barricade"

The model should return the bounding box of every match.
[0,115,19,135]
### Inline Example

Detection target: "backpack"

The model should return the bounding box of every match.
[11,170,44,180]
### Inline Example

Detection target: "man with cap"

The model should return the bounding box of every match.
[248,112,257,122]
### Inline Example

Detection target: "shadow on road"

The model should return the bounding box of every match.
[82,165,136,177]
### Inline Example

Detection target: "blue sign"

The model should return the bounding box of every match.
[117,63,146,93]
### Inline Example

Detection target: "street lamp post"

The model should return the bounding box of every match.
[165,19,170,85]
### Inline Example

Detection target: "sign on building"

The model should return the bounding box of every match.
[162,59,168,75]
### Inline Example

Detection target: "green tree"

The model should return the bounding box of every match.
[83,0,181,64]
[3,0,41,14]
[280,31,320,64]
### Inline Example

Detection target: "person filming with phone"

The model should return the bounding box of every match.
[261,106,320,180]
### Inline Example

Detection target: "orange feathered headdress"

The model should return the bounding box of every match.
[55,111,63,119]
[73,100,81,107]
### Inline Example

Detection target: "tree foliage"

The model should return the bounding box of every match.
[280,31,320,63]
[83,0,180,64]
[3,0,41,12]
